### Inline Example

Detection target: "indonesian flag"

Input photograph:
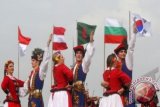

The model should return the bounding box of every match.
[18,27,31,56]
[53,27,68,50]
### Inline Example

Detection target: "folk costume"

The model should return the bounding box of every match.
[72,43,95,107]
[114,34,136,107]
[47,53,73,107]
[20,47,50,107]
[1,75,24,107]
[99,68,131,107]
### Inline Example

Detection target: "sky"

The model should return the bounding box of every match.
[0,0,160,106]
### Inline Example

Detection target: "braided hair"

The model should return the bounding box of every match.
[4,60,14,76]
[106,53,116,71]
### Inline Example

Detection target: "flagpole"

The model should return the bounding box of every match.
[18,42,20,79]
[72,34,75,66]
[129,11,131,41]
[103,20,106,72]
[73,20,77,66]
[51,25,54,87]
[104,42,105,72]
[18,27,20,79]
[51,44,53,86]
[103,26,106,93]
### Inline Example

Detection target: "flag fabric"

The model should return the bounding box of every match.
[18,27,31,56]
[104,18,127,44]
[131,13,151,37]
[53,27,68,50]
[77,22,96,45]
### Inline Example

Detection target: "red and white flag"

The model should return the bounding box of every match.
[53,27,68,50]
[18,27,31,56]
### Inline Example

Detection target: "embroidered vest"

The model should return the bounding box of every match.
[122,62,132,78]
[74,64,87,82]
[29,69,44,91]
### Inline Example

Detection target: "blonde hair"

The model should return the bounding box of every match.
[52,51,61,64]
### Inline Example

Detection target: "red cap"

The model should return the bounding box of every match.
[73,45,85,57]
[73,45,84,53]
[114,43,127,54]
[114,38,128,54]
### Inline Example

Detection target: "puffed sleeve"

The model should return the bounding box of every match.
[82,42,95,73]
[1,76,9,94]
[19,79,29,97]
[62,64,73,82]
[118,71,131,88]
[17,79,24,87]
[125,34,136,70]
[39,47,50,80]
[103,70,108,82]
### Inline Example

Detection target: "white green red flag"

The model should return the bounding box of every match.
[53,27,68,50]
[104,18,127,44]
[18,27,31,56]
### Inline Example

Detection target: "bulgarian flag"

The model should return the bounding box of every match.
[18,27,31,56]
[53,27,68,50]
[77,22,96,45]
[104,18,127,44]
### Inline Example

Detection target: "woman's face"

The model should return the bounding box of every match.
[6,63,14,75]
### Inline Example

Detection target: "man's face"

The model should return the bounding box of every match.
[117,49,127,60]
[31,59,39,68]
[75,51,83,62]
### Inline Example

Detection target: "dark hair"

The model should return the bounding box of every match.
[74,49,86,58]
[4,60,14,76]
[115,47,127,55]
[31,48,44,65]
[114,38,128,55]
[106,53,116,68]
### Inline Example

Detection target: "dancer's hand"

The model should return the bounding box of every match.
[90,31,94,43]
[117,88,125,95]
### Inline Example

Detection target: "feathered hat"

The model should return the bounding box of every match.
[31,48,44,62]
